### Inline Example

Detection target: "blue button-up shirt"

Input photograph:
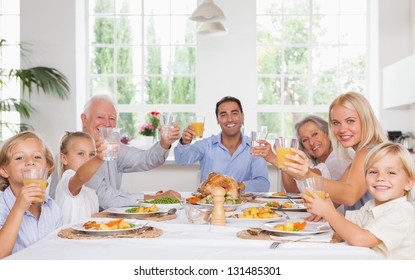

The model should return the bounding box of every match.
[174,133,270,192]
[0,187,63,255]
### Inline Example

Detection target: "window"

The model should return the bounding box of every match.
[256,0,367,138]
[0,0,20,140]
[87,0,197,139]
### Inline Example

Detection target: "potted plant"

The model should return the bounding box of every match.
[0,39,70,135]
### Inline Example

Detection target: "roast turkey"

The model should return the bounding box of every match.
[197,172,245,199]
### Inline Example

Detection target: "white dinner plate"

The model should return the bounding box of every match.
[268,203,307,212]
[226,214,285,223]
[196,201,246,210]
[260,192,302,199]
[261,221,332,235]
[106,207,163,218]
[71,218,143,236]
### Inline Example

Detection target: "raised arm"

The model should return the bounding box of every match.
[68,139,105,196]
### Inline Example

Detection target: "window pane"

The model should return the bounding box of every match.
[171,16,196,44]
[116,0,142,14]
[257,0,283,15]
[339,15,366,44]
[313,15,339,45]
[143,0,170,15]
[258,112,281,139]
[144,76,168,103]
[257,16,282,45]
[117,47,142,75]
[283,0,310,14]
[312,46,338,75]
[340,0,366,14]
[171,46,195,75]
[90,17,115,44]
[144,46,169,75]
[172,77,195,104]
[117,76,141,104]
[284,47,308,74]
[118,112,141,139]
[283,16,309,45]
[117,16,142,45]
[313,0,339,14]
[284,76,308,105]
[257,46,282,74]
[144,15,170,45]
[313,76,338,105]
[90,76,115,95]
[90,47,114,74]
[258,77,281,105]
[90,0,114,14]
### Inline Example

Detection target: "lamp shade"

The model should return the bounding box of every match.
[190,0,225,22]
[197,21,227,36]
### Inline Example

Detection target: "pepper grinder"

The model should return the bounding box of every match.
[211,187,226,226]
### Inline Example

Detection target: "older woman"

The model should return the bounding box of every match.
[275,92,388,211]
[281,115,350,193]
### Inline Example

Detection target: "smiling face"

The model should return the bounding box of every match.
[81,99,117,140]
[298,121,332,162]
[330,104,362,150]
[0,138,48,189]
[216,101,244,138]
[61,137,96,172]
[366,153,414,205]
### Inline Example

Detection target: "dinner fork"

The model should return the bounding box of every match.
[276,205,290,219]
[269,242,281,249]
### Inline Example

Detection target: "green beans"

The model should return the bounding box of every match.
[143,196,181,204]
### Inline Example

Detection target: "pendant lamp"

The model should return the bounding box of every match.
[197,21,227,36]
[190,0,226,22]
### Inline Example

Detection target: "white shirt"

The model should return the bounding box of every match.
[346,197,415,259]
[313,150,350,180]
[55,169,99,224]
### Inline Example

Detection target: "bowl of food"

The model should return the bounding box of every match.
[138,196,184,210]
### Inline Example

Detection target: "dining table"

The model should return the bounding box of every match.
[5,192,380,261]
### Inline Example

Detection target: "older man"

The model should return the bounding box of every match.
[174,96,270,192]
[50,94,181,209]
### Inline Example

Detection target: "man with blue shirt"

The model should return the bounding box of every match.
[174,96,270,192]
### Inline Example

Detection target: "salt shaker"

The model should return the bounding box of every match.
[211,187,226,226]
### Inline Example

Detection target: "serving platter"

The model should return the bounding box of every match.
[196,201,247,210]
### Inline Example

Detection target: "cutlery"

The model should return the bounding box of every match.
[154,208,177,217]
[269,236,310,249]
[276,205,290,219]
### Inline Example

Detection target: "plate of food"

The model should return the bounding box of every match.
[226,206,285,223]
[260,192,302,199]
[138,196,184,210]
[265,201,307,212]
[261,221,332,235]
[71,218,143,235]
[106,205,162,218]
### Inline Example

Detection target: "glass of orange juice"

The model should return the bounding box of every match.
[22,168,48,203]
[190,115,205,139]
[296,176,325,201]
[274,137,298,170]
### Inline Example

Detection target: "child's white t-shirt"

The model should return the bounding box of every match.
[55,169,99,224]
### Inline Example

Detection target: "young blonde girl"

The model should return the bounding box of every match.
[305,142,415,259]
[55,132,105,224]
[0,131,62,258]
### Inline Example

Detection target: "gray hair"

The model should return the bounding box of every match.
[83,94,117,117]
[294,115,329,165]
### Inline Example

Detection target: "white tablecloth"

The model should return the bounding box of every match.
[6,194,379,260]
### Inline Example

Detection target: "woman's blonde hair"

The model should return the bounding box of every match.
[59,131,95,179]
[0,131,55,191]
[329,92,388,160]
[364,142,415,202]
